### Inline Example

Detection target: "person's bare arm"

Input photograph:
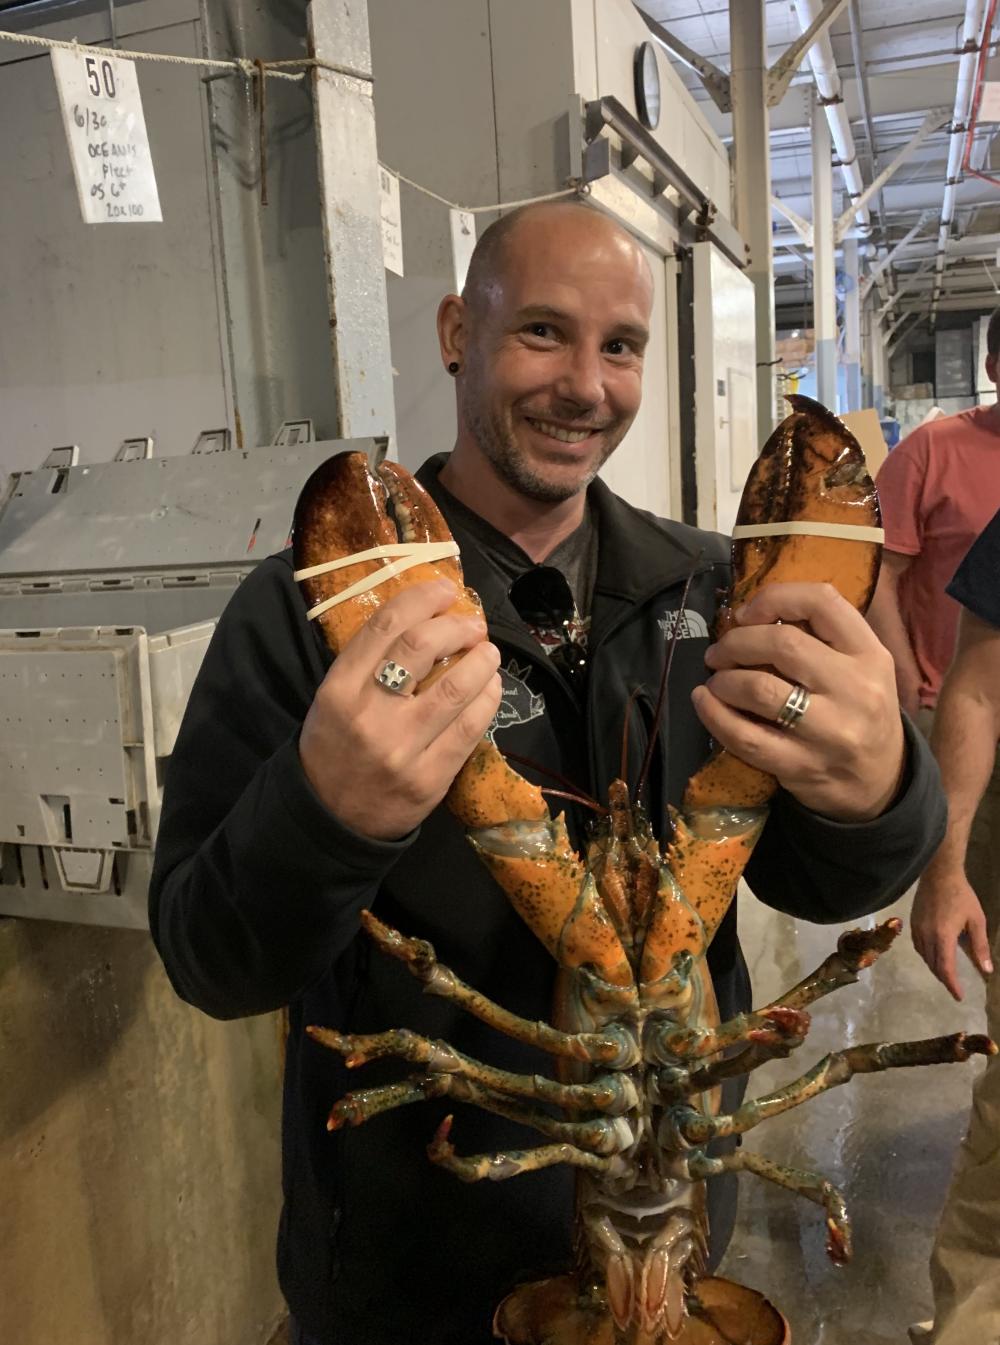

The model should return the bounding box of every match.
[866,550,921,718]
[912,610,1000,999]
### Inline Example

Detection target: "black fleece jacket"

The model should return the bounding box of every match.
[150,456,945,1345]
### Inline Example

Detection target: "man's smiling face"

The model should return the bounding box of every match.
[456,207,653,503]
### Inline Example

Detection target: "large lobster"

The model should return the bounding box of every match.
[291,395,993,1345]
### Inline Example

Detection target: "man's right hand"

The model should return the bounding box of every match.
[299,579,502,841]
[911,864,993,1001]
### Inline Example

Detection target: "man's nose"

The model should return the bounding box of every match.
[553,346,604,410]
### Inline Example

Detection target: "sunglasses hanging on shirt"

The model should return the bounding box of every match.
[507,565,589,687]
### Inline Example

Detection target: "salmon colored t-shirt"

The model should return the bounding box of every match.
[876,404,1000,707]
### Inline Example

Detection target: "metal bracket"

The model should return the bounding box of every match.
[114,438,154,463]
[41,446,80,470]
[190,428,232,455]
[767,0,851,106]
[583,97,749,269]
[272,419,315,447]
[634,5,732,113]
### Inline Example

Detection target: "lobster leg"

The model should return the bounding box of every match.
[358,911,636,1067]
[428,1116,623,1182]
[688,1149,852,1265]
[426,1075,630,1155]
[666,1012,812,1098]
[309,1026,638,1114]
[770,918,902,1011]
[651,1004,810,1062]
[675,1031,997,1146]
[654,919,903,1062]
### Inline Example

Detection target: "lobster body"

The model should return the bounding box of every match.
[293,397,992,1345]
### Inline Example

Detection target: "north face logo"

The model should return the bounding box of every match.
[658,608,710,640]
[487,660,545,742]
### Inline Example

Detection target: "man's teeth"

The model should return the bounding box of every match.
[528,418,594,444]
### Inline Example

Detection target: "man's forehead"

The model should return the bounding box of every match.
[497,223,649,305]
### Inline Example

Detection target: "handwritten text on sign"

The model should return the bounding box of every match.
[51,49,162,224]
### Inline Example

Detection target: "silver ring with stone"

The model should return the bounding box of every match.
[775,682,810,731]
[374,660,414,696]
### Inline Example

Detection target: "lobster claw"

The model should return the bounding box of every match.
[729,392,881,615]
[292,451,478,657]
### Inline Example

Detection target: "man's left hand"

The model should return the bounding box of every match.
[691,582,905,822]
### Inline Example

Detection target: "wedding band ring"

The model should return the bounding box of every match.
[374,660,414,696]
[775,683,810,731]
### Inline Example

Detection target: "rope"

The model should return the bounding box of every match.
[0,27,371,83]
[389,171,586,215]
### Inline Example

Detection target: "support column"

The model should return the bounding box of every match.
[867,302,886,415]
[730,0,775,445]
[309,0,397,444]
[811,96,837,409]
[842,237,862,411]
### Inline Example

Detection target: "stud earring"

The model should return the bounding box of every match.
[447,361,460,374]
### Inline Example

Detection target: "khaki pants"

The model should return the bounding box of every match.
[914,709,1000,1345]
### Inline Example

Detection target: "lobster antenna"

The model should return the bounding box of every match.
[503,750,607,816]
[635,551,705,807]
[541,788,609,817]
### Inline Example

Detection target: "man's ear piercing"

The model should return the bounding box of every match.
[448,361,460,375]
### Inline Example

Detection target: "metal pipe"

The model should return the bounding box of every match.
[792,0,870,233]
[931,0,990,322]
[812,98,838,407]
[847,0,888,289]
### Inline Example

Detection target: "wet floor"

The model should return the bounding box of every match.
[717,886,990,1345]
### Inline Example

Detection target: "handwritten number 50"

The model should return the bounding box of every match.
[85,56,116,99]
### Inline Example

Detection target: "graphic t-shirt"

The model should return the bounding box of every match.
[432,479,598,660]
[876,404,1000,706]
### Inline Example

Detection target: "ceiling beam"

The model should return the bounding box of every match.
[767,0,851,105]
[834,107,951,241]
[861,210,937,299]
[634,5,732,111]
[771,196,814,247]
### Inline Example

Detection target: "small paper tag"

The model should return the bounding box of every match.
[449,208,476,293]
[379,167,403,276]
[51,48,162,224]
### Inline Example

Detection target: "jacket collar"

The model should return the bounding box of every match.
[416,453,724,641]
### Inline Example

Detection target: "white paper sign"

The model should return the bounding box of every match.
[449,208,476,293]
[51,48,162,224]
[379,167,403,276]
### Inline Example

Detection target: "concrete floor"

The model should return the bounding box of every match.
[717,886,989,1345]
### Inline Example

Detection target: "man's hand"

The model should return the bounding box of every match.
[300,579,502,841]
[691,582,905,822]
[911,866,993,1001]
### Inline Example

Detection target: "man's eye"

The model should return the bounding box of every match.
[525,323,555,339]
[605,339,627,355]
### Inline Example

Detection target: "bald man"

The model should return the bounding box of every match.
[151,201,944,1345]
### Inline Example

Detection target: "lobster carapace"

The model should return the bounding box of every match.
[292,395,993,1345]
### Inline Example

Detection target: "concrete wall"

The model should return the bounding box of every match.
[0,0,336,476]
[0,918,284,1345]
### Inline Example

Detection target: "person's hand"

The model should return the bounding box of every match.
[300,579,502,841]
[691,582,905,822]
[912,865,993,1001]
